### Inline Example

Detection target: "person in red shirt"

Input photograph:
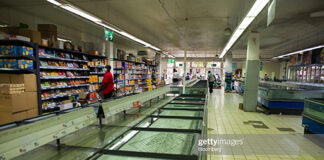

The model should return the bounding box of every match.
[98,65,114,99]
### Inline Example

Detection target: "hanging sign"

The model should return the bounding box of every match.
[167,59,175,63]
[104,29,114,42]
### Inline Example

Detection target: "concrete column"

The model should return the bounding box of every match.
[243,31,260,112]
[224,53,232,91]
[109,41,114,78]
[225,53,232,72]
[183,49,187,93]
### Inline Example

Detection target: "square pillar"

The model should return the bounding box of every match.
[243,31,260,112]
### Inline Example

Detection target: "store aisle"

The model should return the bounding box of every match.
[207,89,324,160]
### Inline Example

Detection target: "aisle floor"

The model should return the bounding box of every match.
[207,88,324,160]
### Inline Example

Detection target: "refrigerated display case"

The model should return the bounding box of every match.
[303,98,324,136]
[258,81,324,114]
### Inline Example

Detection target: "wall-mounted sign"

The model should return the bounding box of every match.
[232,63,237,71]
[260,61,263,71]
[104,29,114,42]
[212,64,217,67]
[167,59,175,63]
[179,63,183,66]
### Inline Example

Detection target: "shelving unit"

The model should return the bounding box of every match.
[0,40,42,115]
[38,45,108,113]
[112,58,159,96]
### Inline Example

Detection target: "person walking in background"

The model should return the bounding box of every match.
[185,73,190,80]
[98,65,114,99]
[208,71,216,93]
[173,69,179,83]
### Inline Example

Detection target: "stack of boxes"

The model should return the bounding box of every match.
[0,74,38,125]
[37,24,57,47]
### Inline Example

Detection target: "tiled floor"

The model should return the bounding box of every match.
[207,89,324,160]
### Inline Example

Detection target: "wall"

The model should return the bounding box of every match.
[237,61,282,79]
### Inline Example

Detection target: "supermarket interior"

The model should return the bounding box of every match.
[1,0,324,160]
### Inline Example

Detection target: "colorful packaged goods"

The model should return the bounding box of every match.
[2,59,33,69]
[0,45,33,56]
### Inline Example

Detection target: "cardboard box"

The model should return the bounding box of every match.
[0,84,25,94]
[12,111,28,121]
[27,108,38,118]
[0,111,28,125]
[10,74,37,91]
[0,27,20,35]
[37,24,57,40]
[0,92,27,112]
[25,91,38,109]
[37,24,57,32]
[0,73,10,83]
[19,29,42,45]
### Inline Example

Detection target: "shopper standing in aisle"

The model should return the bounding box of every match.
[208,71,216,93]
[173,69,179,84]
[98,65,115,99]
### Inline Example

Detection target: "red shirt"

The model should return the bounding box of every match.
[102,72,114,95]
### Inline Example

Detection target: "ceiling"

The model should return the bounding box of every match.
[1,0,324,60]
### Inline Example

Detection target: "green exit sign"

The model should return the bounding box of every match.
[212,64,217,67]
[104,29,114,42]
[167,59,175,63]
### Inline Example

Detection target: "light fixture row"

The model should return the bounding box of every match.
[272,45,324,59]
[219,0,270,58]
[47,0,162,52]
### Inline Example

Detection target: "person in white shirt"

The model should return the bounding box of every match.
[173,69,179,83]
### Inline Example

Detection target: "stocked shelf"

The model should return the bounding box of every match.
[40,76,89,80]
[89,65,105,68]
[0,40,35,47]
[41,93,83,101]
[89,81,101,84]
[39,56,89,63]
[0,55,35,61]
[0,68,36,74]
[90,72,105,75]
[39,46,107,59]
[39,66,89,71]
[41,84,89,90]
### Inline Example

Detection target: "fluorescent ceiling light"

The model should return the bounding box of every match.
[47,0,61,6]
[60,5,101,22]
[57,37,71,42]
[46,0,162,52]
[219,0,270,58]
[94,21,119,33]
[148,45,161,51]
[272,45,324,59]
